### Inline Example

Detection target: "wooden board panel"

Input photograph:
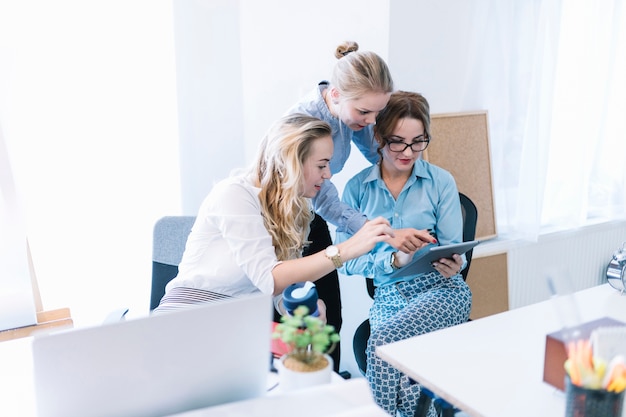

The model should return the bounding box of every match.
[0,308,73,342]
[466,253,508,320]
[423,111,497,241]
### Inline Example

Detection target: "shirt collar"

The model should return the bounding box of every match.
[315,81,337,124]
[363,159,433,185]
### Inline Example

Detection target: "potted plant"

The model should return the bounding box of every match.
[272,305,340,391]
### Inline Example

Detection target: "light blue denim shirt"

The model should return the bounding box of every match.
[286,82,379,234]
[336,159,465,287]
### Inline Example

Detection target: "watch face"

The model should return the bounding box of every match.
[326,245,339,257]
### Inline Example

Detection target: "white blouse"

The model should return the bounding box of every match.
[165,175,281,297]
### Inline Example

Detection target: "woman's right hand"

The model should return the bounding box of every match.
[339,216,394,261]
[387,228,436,253]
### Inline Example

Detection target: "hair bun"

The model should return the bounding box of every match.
[335,41,359,59]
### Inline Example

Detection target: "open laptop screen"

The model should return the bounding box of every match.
[32,293,273,417]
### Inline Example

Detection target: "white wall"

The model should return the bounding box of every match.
[173,0,244,214]
[388,1,478,110]
[0,0,181,327]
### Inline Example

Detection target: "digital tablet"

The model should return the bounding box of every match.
[388,240,480,279]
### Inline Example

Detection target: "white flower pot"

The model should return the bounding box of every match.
[276,354,333,392]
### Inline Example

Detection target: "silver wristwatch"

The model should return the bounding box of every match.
[390,252,400,270]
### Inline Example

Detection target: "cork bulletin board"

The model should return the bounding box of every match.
[423,111,497,241]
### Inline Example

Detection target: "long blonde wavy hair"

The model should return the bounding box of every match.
[251,114,332,261]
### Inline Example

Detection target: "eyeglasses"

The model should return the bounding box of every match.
[387,136,430,153]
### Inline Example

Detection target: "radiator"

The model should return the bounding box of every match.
[507,220,626,309]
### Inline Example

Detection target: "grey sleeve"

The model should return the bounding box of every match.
[312,180,367,234]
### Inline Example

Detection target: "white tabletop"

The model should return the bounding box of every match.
[169,378,386,417]
[376,284,626,417]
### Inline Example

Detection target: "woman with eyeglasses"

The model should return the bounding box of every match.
[285,41,434,371]
[337,91,472,417]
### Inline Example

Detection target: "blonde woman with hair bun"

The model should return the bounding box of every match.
[285,42,435,371]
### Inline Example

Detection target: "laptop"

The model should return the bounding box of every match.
[32,293,273,417]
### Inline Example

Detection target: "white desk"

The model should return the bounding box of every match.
[376,283,626,417]
[0,335,385,417]
[0,336,37,416]
[169,378,385,417]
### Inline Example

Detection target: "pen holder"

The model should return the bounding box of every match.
[565,377,624,417]
[544,317,626,390]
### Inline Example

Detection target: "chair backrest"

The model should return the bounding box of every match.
[459,192,478,281]
[150,216,196,311]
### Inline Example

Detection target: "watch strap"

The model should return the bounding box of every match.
[390,252,400,270]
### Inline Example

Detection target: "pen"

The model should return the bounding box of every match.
[602,355,626,392]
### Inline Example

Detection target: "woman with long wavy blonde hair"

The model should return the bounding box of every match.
[253,114,327,261]
[154,113,395,323]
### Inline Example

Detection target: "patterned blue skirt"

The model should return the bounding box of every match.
[367,272,472,416]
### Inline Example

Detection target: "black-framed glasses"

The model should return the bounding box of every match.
[387,135,430,153]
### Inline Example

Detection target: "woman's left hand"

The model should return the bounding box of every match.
[431,253,463,278]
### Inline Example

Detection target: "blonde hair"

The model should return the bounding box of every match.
[251,114,332,260]
[331,41,394,101]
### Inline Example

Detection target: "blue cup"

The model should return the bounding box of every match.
[282,282,319,316]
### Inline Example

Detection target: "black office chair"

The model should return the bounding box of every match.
[150,216,196,311]
[458,192,478,281]
[352,192,478,377]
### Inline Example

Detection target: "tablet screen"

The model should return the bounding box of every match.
[388,240,480,279]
